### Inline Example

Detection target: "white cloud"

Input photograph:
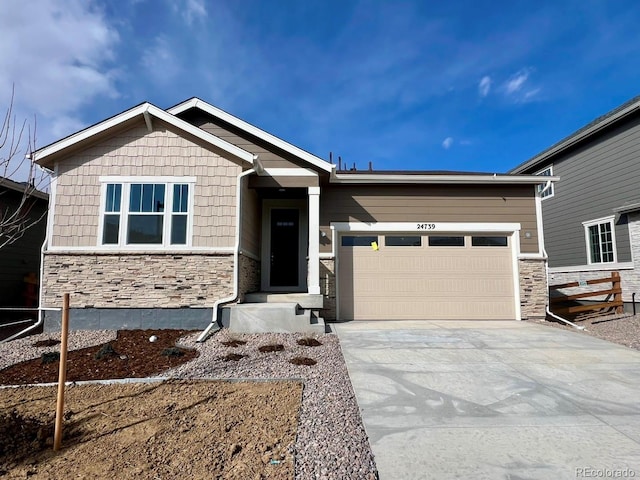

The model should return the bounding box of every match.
[504,68,530,94]
[478,76,492,97]
[141,36,181,84]
[173,0,207,25]
[0,1,119,145]
[442,137,453,149]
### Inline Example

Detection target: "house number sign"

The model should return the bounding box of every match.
[416,223,436,230]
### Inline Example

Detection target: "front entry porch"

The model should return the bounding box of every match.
[229,182,325,333]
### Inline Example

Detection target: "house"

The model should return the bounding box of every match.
[34,98,553,336]
[510,95,640,309]
[0,177,48,309]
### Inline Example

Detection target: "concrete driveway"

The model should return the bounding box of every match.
[334,320,640,479]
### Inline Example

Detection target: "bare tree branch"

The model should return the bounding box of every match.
[0,87,49,249]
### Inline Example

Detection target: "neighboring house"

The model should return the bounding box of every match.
[0,177,48,308]
[34,98,553,334]
[510,95,640,307]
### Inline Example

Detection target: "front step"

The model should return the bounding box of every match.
[244,292,323,309]
[224,302,325,334]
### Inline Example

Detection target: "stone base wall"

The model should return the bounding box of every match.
[43,252,234,309]
[319,259,336,320]
[518,258,548,320]
[238,254,260,302]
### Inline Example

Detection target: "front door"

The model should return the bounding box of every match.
[261,200,308,291]
[270,208,299,287]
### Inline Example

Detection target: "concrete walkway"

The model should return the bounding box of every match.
[334,320,640,479]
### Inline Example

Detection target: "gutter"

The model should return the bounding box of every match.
[196,166,256,342]
[329,172,560,185]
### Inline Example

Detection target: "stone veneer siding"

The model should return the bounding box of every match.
[43,252,234,309]
[320,257,546,321]
[319,259,336,320]
[518,258,548,320]
[238,254,260,302]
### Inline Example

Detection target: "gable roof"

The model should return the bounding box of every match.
[33,102,256,169]
[168,98,334,173]
[510,95,640,174]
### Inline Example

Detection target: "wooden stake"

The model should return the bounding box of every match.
[53,293,70,451]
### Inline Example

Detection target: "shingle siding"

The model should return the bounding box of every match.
[52,121,242,249]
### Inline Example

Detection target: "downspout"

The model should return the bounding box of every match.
[538,181,585,330]
[197,167,256,342]
[545,254,585,330]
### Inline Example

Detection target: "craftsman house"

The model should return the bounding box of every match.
[34,98,553,336]
[510,95,640,310]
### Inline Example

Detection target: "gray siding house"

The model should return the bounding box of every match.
[34,98,552,335]
[510,95,640,305]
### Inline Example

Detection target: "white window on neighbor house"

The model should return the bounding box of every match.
[535,165,554,199]
[583,216,616,264]
[99,177,195,247]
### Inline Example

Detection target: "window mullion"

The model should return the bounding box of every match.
[164,182,172,247]
[121,183,130,246]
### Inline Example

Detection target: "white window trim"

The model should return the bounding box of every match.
[97,176,196,250]
[582,215,617,265]
[535,165,554,200]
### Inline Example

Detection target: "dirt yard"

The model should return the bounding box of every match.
[0,330,304,479]
[0,379,302,479]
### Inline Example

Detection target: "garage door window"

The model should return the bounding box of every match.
[471,236,508,247]
[428,236,465,247]
[341,236,378,247]
[385,236,421,246]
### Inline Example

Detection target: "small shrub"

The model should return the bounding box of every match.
[297,337,322,347]
[94,343,118,361]
[222,353,245,362]
[32,339,61,348]
[221,340,247,348]
[161,347,184,357]
[289,357,317,366]
[41,352,60,365]
[258,344,284,353]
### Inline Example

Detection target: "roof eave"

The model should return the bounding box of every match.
[329,173,560,185]
[33,103,255,168]
[168,98,334,173]
[510,98,640,174]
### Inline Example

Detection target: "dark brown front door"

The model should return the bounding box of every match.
[269,208,299,287]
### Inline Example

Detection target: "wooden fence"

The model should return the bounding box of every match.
[549,272,623,317]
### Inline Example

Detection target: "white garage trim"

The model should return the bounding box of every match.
[331,221,522,321]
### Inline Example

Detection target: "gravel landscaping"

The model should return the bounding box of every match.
[534,313,640,351]
[0,328,378,480]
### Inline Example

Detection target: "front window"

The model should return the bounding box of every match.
[100,178,193,247]
[583,217,616,264]
[536,165,554,199]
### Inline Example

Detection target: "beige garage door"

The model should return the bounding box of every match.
[338,233,516,320]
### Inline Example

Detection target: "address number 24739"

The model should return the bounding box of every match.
[416,223,436,230]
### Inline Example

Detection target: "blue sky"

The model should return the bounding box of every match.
[2,0,640,175]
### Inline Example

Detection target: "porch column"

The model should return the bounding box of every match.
[307,186,321,294]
